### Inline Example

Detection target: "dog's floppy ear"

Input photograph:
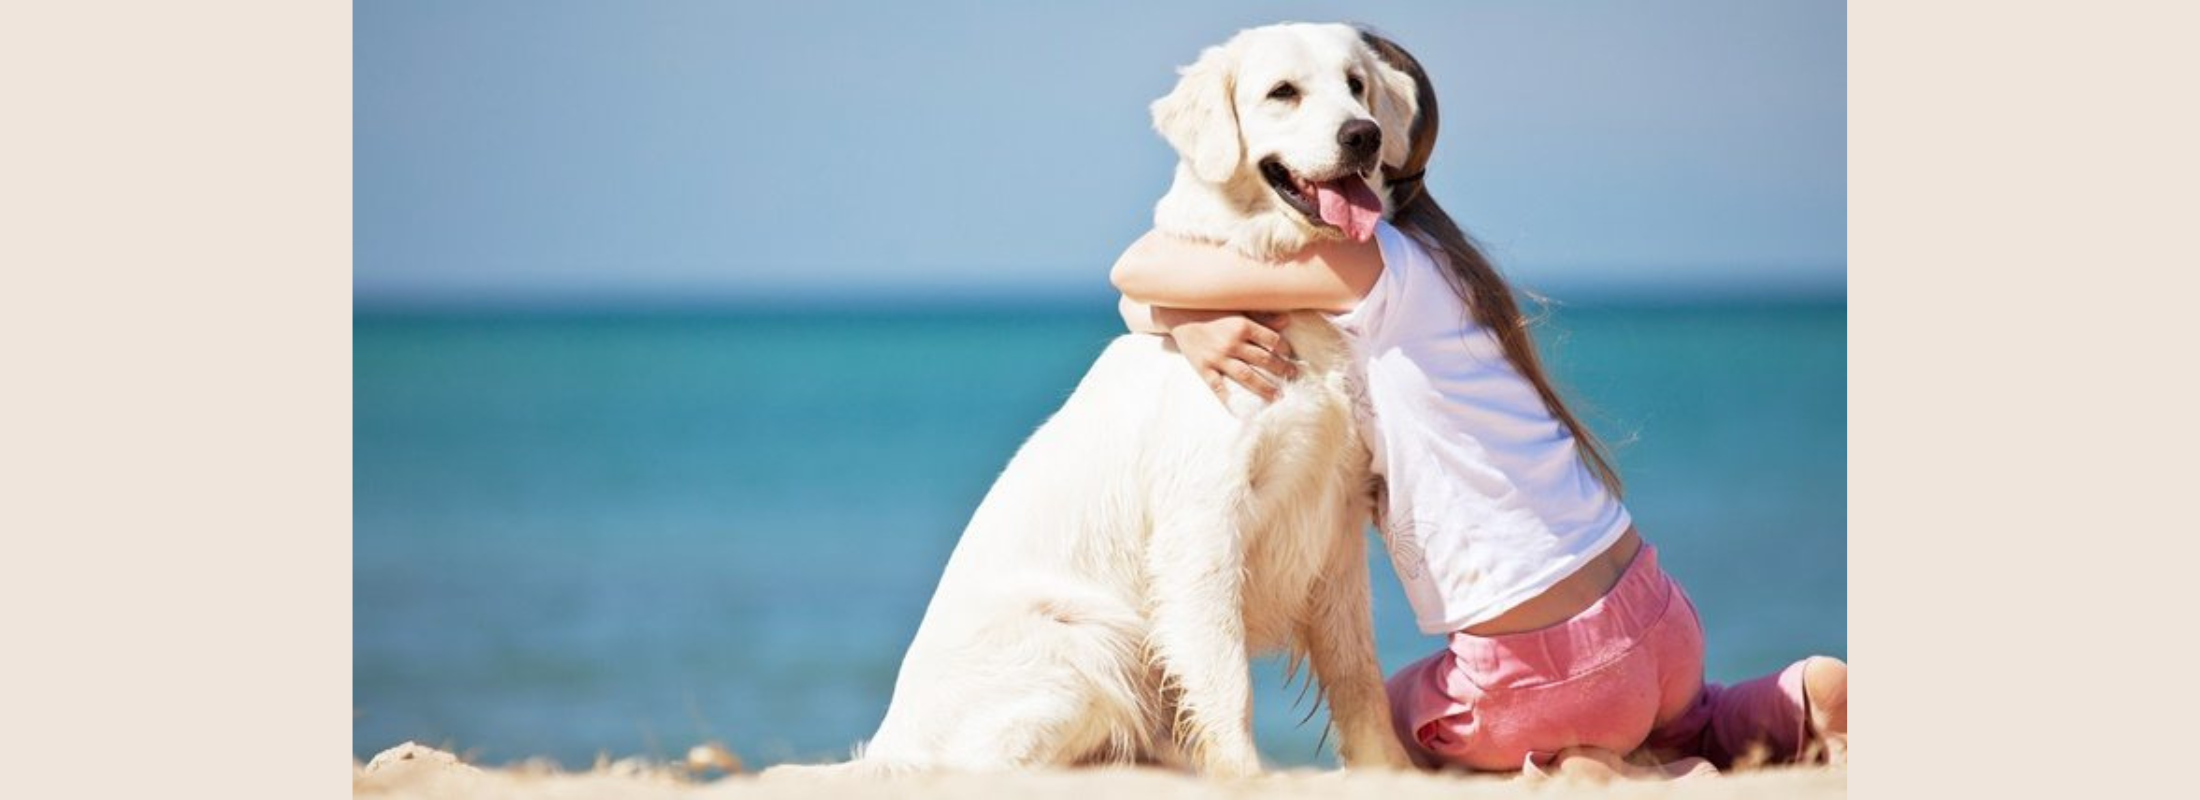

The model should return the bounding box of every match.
[1367,55,1420,170]
[1151,43,1242,184]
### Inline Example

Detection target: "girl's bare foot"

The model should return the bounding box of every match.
[1803,656,1848,766]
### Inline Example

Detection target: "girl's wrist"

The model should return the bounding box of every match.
[1150,305,1238,331]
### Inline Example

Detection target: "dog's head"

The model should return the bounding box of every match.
[1151,23,1420,243]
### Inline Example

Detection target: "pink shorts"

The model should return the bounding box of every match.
[1385,544,1816,772]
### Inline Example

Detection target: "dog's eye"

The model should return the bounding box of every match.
[1267,82,1299,101]
[1347,75,1365,96]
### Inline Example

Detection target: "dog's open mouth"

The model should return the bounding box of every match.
[1260,158,1383,243]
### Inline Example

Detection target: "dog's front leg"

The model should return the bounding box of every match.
[1146,494,1263,778]
[1301,517,1414,770]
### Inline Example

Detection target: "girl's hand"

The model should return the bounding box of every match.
[1163,310,1299,403]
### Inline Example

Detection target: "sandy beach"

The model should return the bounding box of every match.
[353,743,1845,800]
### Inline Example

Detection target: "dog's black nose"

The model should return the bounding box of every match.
[1338,119,1381,160]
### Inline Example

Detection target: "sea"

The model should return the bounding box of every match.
[353,297,1846,768]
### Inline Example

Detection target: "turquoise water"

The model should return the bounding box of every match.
[353,299,1845,768]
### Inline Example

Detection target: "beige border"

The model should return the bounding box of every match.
[8,0,2191,795]
[1853,1,2196,795]
[0,1,350,795]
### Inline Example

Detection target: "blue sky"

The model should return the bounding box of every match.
[356,1,1844,305]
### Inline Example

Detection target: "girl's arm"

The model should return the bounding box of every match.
[1109,229,1384,312]
[1118,295,1301,401]
[1111,229,1378,401]
[1119,295,1288,340]
[1117,294,1172,334]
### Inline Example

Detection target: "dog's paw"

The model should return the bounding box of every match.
[1188,743,1265,780]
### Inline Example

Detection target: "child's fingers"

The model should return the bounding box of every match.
[1220,360,1280,401]
[1244,319,1295,361]
[1233,343,1298,380]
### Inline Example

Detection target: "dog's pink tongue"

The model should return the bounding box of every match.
[1315,178,1383,242]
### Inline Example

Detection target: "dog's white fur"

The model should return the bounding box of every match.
[770,23,1419,778]
[1152,24,1419,257]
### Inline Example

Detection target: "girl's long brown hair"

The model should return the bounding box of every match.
[1360,29,1624,496]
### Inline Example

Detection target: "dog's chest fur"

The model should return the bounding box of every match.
[1153,163,1341,261]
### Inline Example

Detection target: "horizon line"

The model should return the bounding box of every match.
[354,281,1848,318]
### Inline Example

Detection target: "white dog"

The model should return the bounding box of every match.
[772,23,1420,778]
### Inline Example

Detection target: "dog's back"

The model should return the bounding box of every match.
[768,23,1418,778]
[769,315,1369,775]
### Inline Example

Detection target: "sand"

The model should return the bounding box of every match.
[352,743,1846,799]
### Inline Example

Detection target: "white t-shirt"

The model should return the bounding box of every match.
[1328,221,1634,634]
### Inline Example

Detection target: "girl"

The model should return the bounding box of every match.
[1110,30,1845,777]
